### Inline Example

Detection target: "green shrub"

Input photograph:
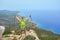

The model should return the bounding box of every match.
[3,30,11,35]
[24,36,35,40]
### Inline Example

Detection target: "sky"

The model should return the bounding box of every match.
[0,0,60,34]
[0,0,60,10]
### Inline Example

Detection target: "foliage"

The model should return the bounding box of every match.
[0,10,60,40]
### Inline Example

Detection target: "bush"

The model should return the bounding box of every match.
[24,36,35,40]
[3,30,11,35]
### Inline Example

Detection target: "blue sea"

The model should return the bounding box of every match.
[18,10,60,34]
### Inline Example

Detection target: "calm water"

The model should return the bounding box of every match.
[19,10,60,34]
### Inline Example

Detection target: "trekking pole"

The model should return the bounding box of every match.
[29,14,32,21]
[28,14,33,30]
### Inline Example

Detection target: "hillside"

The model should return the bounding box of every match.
[0,10,60,40]
[0,10,19,30]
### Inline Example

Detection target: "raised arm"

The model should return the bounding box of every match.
[16,16,21,21]
[26,15,31,21]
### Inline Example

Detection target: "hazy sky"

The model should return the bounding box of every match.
[0,0,60,11]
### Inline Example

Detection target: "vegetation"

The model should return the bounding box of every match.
[0,10,60,40]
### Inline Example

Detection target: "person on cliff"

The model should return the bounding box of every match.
[16,15,31,38]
